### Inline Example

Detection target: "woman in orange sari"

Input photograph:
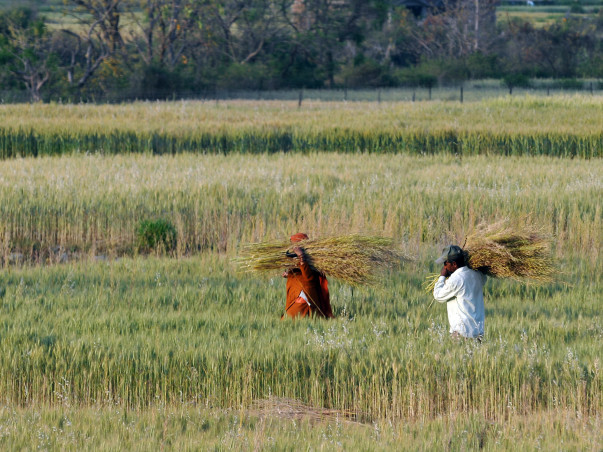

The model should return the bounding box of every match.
[282,233,334,319]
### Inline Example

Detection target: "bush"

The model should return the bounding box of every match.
[569,2,584,13]
[136,219,177,253]
[216,63,270,90]
[398,58,471,87]
[552,78,583,89]
[397,66,438,88]
[339,59,398,88]
[466,52,501,79]
[502,73,531,92]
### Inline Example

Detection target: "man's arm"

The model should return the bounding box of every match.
[433,275,460,303]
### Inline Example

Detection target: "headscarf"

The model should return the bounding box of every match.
[290,232,309,242]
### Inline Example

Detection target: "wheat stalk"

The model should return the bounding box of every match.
[236,234,411,286]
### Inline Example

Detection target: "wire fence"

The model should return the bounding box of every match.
[1,80,601,104]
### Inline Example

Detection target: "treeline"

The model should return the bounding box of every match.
[0,0,602,102]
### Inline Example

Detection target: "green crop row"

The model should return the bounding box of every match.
[0,97,601,158]
[0,128,600,158]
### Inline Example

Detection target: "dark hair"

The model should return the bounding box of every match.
[448,251,466,267]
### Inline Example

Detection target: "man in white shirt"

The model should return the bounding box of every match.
[433,245,487,340]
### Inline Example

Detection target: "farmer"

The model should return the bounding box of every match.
[282,233,334,319]
[433,245,486,340]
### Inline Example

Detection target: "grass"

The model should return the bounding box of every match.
[497,10,565,26]
[0,153,600,266]
[0,98,600,448]
[0,405,599,450]
[0,252,600,448]
[0,96,601,158]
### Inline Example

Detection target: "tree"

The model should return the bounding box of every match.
[196,0,283,65]
[0,8,57,101]
[60,0,124,88]
[128,0,198,69]
[499,16,595,78]
[410,0,498,60]
[283,0,388,87]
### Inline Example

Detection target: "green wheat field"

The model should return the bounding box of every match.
[0,97,601,450]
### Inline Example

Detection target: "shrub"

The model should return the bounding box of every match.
[553,78,583,89]
[340,59,398,88]
[569,2,584,14]
[216,63,270,90]
[397,66,438,88]
[136,219,177,253]
[502,73,531,93]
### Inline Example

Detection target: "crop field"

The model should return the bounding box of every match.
[0,97,601,158]
[496,5,602,27]
[0,98,601,450]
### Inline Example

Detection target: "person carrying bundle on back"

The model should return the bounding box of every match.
[433,245,486,340]
[282,233,334,319]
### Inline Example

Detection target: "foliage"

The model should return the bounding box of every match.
[498,16,601,79]
[340,58,398,88]
[552,78,584,89]
[570,1,585,13]
[465,52,502,79]
[0,7,59,101]
[397,64,438,88]
[136,219,177,253]
[216,62,270,90]
[1,1,602,100]
[502,73,532,91]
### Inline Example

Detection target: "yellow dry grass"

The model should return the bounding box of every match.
[236,234,410,286]
[426,220,555,293]
[250,397,364,425]
[465,220,554,283]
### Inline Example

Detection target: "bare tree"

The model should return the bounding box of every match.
[128,0,198,69]
[412,0,499,60]
[198,0,282,65]
[61,0,124,88]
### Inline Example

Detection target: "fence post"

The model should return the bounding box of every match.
[590,82,594,95]
[298,90,303,108]
[429,86,432,101]
[412,91,415,102]
[378,89,381,104]
[547,87,550,96]
[460,86,463,103]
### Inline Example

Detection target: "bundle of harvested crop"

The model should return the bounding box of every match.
[237,234,410,286]
[425,220,554,292]
[464,221,554,283]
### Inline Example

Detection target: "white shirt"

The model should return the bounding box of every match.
[433,266,487,338]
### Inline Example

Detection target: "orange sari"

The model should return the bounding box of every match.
[283,260,333,319]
